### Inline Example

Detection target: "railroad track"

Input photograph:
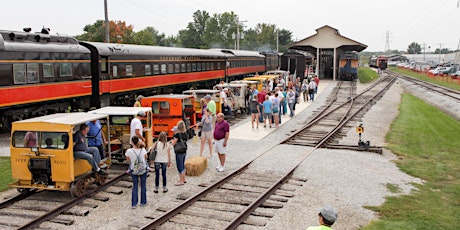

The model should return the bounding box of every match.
[0,169,130,229]
[139,76,397,230]
[385,70,460,102]
[283,74,395,150]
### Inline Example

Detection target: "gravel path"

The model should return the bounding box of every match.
[2,76,459,229]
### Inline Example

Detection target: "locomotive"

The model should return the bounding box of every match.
[338,51,359,81]
[0,28,279,131]
[369,55,388,70]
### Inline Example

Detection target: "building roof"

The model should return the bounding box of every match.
[288,25,367,53]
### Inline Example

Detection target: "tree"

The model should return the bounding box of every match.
[130,27,165,45]
[177,10,210,48]
[76,20,134,43]
[277,29,293,53]
[434,48,451,54]
[203,12,238,49]
[75,20,106,42]
[407,42,421,54]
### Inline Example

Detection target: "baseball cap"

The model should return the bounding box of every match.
[204,94,212,99]
[319,205,338,222]
[137,111,146,117]
[171,126,178,131]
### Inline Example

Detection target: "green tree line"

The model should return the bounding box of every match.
[76,10,293,52]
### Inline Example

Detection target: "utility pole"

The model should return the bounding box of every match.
[437,43,444,64]
[276,29,279,53]
[104,0,110,43]
[422,43,427,61]
[235,16,247,50]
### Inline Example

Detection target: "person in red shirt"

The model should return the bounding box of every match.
[257,88,266,123]
[213,113,230,172]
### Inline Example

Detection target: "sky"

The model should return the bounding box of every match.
[1,0,460,52]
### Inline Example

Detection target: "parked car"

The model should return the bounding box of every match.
[450,70,460,76]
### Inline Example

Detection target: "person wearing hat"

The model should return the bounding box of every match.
[130,111,146,145]
[204,94,217,129]
[307,205,338,230]
[134,95,144,107]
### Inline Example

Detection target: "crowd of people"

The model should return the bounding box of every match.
[246,74,320,129]
[125,104,230,208]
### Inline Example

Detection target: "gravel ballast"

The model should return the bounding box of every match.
[3,76,458,229]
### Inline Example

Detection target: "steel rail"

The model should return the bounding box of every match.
[18,172,128,230]
[140,76,396,229]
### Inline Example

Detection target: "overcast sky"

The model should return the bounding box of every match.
[2,0,460,52]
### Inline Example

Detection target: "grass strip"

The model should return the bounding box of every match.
[0,157,14,192]
[363,94,460,229]
[358,67,379,83]
[390,67,460,91]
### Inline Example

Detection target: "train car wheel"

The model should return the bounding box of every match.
[17,188,31,195]
[97,174,108,185]
[70,179,85,198]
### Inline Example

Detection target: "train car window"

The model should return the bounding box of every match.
[174,64,180,73]
[153,64,160,75]
[113,65,118,77]
[126,65,133,76]
[197,63,201,71]
[211,63,214,70]
[13,64,27,84]
[181,63,186,72]
[12,131,67,149]
[192,63,196,72]
[110,115,131,125]
[217,62,221,70]
[60,63,73,77]
[101,57,108,73]
[186,63,191,72]
[167,64,174,74]
[145,64,152,75]
[151,101,170,115]
[206,63,210,70]
[160,64,167,74]
[43,63,54,78]
[27,63,39,83]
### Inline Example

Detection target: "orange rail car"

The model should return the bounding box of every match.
[140,94,196,139]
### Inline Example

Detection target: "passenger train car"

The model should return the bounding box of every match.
[0,29,279,130]
[338,51,359,81]
[369,55,388,70]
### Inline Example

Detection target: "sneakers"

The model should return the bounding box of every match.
[163,188,168,193]
[216,165,224,172]
[131,206,137,209]
[97,170,108,176]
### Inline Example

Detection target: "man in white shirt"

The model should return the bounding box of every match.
[130,111,146,145]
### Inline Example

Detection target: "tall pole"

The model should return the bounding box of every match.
[104,0,110,43]
[276,29,279,53]
[236,16,239,50]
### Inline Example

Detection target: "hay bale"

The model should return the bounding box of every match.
[185,156,208,176]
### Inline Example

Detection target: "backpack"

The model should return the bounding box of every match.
[130,149,146,175]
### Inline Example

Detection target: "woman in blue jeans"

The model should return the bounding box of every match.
[151,132,171,193]
[171,120,188,186]
[125,136,148,209]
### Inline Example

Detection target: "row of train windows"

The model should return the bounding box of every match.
[230,60,264,68]
[110,62,223,77]
[12,63,72,84]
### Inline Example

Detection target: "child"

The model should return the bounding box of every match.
[151,132,171,193]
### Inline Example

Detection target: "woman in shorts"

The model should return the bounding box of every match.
[249,94,260,128]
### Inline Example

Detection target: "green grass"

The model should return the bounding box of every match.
[386,183,402,193]
[363,94,460,230]
[0,157,14,191]
[389,67,460,91]
[358,67,379,83]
